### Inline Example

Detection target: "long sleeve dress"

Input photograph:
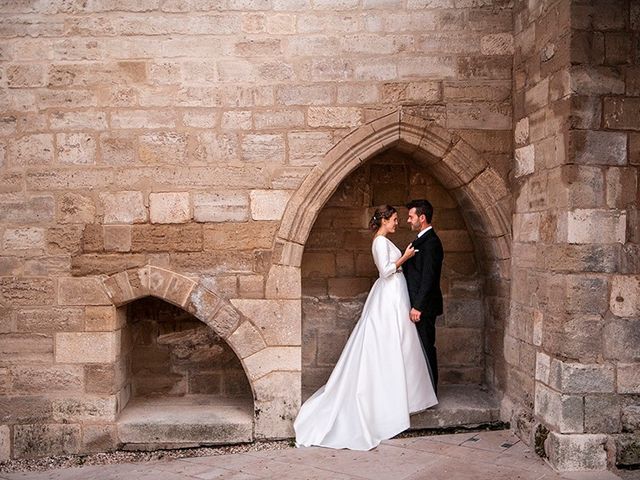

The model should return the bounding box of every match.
[294,235,438,450]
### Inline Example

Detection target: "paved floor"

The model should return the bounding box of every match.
[0,430,626,480]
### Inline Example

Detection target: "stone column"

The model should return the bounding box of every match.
[510,0,640,471]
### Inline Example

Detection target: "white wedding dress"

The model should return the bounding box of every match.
[294,235,438,450]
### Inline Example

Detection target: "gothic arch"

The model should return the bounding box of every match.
[267,110,512,295]
[100,265,269,397]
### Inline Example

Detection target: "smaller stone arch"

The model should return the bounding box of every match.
[101,266,267,393]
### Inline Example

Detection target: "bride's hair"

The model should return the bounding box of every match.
[369,205,397,231]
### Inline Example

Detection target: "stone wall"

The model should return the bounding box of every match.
[126,297,251,398]
[302,150,483,397]
[508,0,640,471]
[0,0,516,461]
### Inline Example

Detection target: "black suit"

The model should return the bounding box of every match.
[402,228,444,393]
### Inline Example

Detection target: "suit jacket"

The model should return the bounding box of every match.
[403,228,444,318]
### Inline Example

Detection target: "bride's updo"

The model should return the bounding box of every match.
[369,205,397,231]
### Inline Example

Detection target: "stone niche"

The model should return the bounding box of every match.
[116,297,254,449]
[125,298,251,398]
[302,149,487,399]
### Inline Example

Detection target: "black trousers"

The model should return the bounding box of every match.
[415,314,438,394]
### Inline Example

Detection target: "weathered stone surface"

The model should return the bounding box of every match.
[13,424,81,459]
[81,424,117,453]
[615,434,640,468]
[57,133,96,165]
[193,192,249,222]
[55,332,120,363]
[149,192,190,224]
[249,190,291,221]
[203,222,278,251]
[618,363,640,394]
[227,320,267,359]
[604,97,640,131]
[131,224,202,252]
[103,225,132,252]
[0,334,53,363]
[566,209,626,244]
[53,396,117,422]
[0,424,9,461]
[604,319,640,361]
[58,277,111,305]
[8,134,54,167]
[534,383,583,433]
[610,275,640,318]
[584,394,621,434]
[15,307,84,333]
[243,346,300,381]
[11,365,83,394]
[569,130,627,166]
[548,360,615,394]
[231,299,300,346]
[47,225,84,254]
[99,191,147,224]
[0,278,55,306]
[253,371,300,439]
[546,433,607,471]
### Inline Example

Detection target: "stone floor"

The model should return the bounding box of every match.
[0,430,629,480]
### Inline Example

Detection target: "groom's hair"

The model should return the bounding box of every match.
[406,199,433,224]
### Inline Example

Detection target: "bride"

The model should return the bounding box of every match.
[294,205,438,450]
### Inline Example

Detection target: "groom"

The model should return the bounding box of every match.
[403,199,444,394]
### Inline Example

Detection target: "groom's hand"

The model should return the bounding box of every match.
[410,308,421,322]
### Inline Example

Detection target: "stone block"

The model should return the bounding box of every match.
[99,191,147,224]
[131,224,202,252]
[265,265,301,300]
[103,225,132,252]
[238,275,264,299]
[100,132,137,165]
[0,278,55,306]
[111,109,175,129]
[443,298,483,328]
[570,65,625,96]
[604,319,640,361]
[221,110,252,130]
[514,117,529,146]
[567,209,626,244]
[308,107,362,128]
[231,299,300,346]
[57,193,96,224]
[584,394,621,434]
[55,332,119,363]
[50,111,107,130]
[149,192,190,224]
[513,212,539,242]
[11,365,83,394]
[240,133,285,163]
[56,133,96,165]
[615,434,640,468]
[249,190,290,221]
[84,361,127,395]
[570,96,602,129]
[185,285,222,323]
[534,383,584,433]
[0,333,53,363]
[15,307,84,333]
[0,424,8,461]
[53,396,117,422]
[47,225,83,255]
[243,346,301,381]
[8,134,54,167]
[58,277,111,305]
[203,222,278,251]
[622,405,640,432]
[2,227,45,251]
[13,424,81,459]
[193,192,249,222]
[569,130,627,166]
[85,306,119,332]
[618,363,640,394]
[546,433,607,471]
[139,132,187,164]
[438,328,482,366]
[610,275,640,318]
[287,131,333,166]
[253,371,300,439]
[81,424,117,453]
[227,320,267,359]
[549,360,615,394]
[604,97,640,132]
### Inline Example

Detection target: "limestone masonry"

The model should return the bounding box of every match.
[0,0,638,473]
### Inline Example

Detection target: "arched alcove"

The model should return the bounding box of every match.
[268,110,512,427]
[100,266,261,448]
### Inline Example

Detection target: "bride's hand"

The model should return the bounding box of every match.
[403,243,416,259]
